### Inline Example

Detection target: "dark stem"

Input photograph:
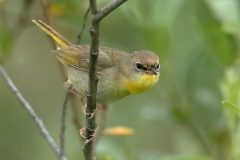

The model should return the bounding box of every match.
[39,2,75,150]
[39,0,56,48]
[59,92,69,160]
[70,95,83,131]
[83,0,127,159]
[76,7,90,44]
[40,0,52,26]
[83,10,99,160]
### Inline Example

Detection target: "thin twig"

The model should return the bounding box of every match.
[39,0,68,81]
[39,0,56,48]
[39,0,85,152]
[39,0,52,28]
[76,6,90,44]
[39,1,76,151]
[93,0,127,23]
[0,65,67,160]
[60,92,69,160]
[83,0,127,159]
[70,95,83,130]
[74,5,91,141]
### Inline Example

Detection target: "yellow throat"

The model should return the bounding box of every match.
[126,74,159,94]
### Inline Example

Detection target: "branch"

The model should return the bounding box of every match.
[83,0,127,159]
[93,0,127,23]
[39,0,56,48]
[39,0,52,27]
[59,92,69,160]
[83,0,99,159]
[39,2,77,152]
[0,65,67,160]
[70,95,84,131]
[76,6,90,44]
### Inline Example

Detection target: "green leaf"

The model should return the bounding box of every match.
[205,0,239,23]
[0,26,13,60]
[197,1,237,66]
[222,100,240,116]
[142,26,170,57]
[222,22,240,38]
[96,140,128,160]
[160,155,214,160]
[151,0,185,27]
[122,0,185,28]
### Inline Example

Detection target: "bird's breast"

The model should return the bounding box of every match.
[125,74,159,94]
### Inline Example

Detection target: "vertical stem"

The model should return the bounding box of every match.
[59,92,69,160]
[82,0,127,159]
[83,0,99,159]
[76,7,90,44]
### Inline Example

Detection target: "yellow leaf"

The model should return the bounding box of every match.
[103,126,135,136]
[49,3,64,16]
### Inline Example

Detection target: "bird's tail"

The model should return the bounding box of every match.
[32,19,71,48]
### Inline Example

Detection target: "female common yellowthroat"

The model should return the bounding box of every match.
[32,20,160,103]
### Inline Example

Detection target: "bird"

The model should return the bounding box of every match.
[32,19,160,103]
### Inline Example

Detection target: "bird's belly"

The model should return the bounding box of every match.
[67,68,89,92]
[96,80,129,103]
[67,67,128,103]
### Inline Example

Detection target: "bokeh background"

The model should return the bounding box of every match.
[1,0,240,160]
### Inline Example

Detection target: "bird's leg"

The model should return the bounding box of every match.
[64,81,97,143]
[64,83,97,118]
[63,81,81,96]
[79,127,96,144]
[63,81,87,100]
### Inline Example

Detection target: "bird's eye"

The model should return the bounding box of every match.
[135,63,143,70]
[152,64,159,70]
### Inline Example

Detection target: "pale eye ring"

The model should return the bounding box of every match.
[135,63,143,70]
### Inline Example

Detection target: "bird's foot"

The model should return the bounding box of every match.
[79,127,96,144]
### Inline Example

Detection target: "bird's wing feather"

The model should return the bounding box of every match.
[53,45,127,71]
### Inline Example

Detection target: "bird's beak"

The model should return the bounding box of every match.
[150,68,158,75]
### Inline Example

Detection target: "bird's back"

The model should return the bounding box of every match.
[54,45,128,72]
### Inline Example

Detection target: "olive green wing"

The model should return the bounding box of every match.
[53,45,115,71]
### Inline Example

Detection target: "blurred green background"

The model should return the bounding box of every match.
[1,0,240,160]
